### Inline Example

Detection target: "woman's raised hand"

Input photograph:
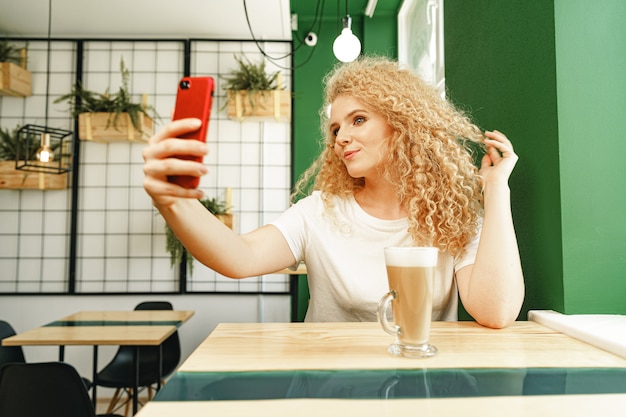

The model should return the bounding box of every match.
[142,118,208,208]
[480,130,519,188]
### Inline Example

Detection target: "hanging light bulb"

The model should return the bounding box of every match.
[36,133,55,163]
[16,0,72,175]
[333,15,361,62]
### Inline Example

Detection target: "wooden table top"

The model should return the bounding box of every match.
[62,310,195,323]
[2,310,195,347]
[135,321,626,417]
[179,321,626,372]
[137,394,626,417]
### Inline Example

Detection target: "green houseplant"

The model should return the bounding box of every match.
[165,197,233,274]
[0,39,31,97]
[55,58,156,142]
[0,125,67,189]
[0,40,23,65]
[222,54,290,121]
[0,125,36,160]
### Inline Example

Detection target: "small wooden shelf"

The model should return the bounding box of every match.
[78,112,153,143]
[0,161,68,190]
[227,89,291,122]
[0,61,32,97]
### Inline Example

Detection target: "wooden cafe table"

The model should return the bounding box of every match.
[2,310,194,415]
[136,321,626,417]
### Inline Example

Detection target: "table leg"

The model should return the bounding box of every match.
[133,346,139,415]
[157,344,163,391]
[290,275,299,322]
[92,346,98,409]
[58,345,65,361]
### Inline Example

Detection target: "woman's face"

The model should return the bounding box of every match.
[329,95,394,180]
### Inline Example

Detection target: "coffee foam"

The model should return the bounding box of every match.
[384,247,438,267]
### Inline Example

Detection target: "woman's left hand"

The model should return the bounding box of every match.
[479,130,519,187]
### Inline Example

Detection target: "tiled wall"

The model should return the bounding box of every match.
[0,38,292,294]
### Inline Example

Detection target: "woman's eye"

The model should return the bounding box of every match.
[331,128,339,136]
[354,116,365,125]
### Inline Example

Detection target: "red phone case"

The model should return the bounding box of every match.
[168,76,215,189]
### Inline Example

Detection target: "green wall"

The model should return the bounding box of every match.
[445,0,626,317]
[444,1,564,319]
[554,0,626,313]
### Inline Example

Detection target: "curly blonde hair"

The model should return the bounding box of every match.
[294,56,486,256]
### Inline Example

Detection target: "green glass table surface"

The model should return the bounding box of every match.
[154,367,626,401]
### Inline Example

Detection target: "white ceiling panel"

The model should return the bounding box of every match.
[0,0,292,39]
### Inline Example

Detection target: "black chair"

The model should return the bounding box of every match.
[95,301,181,416]
[0,320,27,367]
[0,319,93,390]
[0,361,121,417]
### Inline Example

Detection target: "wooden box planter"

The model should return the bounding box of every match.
[227,90,291,122]
[215,213,234,230]
[0,62,32,97]
[78,112,153,143]
[0,161,68,190]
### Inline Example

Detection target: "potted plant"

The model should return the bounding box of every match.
[0,40,31,97]
[222,54,291,121]
[55,58,156,143]
[165,196,233,274]
[0,125,68,189]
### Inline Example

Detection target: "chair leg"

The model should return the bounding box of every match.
[124,388,132,417]
[106,388,134,417]
[147,379,164,401]
[106,388,122,414]
[105,384,160,416]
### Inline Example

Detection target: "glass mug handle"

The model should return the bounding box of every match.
[377,290,400,336]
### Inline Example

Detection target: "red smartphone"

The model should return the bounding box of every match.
[168,76,215,189]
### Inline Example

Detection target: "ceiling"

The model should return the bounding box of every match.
[0,0,292,39]
[0,0,404,40]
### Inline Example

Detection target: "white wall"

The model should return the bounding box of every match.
[0,293,290,396]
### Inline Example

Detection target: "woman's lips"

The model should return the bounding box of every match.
[344,150,358,160]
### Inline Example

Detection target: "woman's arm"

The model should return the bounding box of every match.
[143,118,297,277]
[160,199,296,277]
[456,130,525,328]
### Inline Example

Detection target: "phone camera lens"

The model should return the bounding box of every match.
[180,80,191,90]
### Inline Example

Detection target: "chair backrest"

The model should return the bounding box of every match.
[0,320,26,367]
[96,300,182,388]
[135,300,173,311]
[0,362,96,417]
[134,301,181,376]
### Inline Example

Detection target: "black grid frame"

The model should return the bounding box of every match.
[0,37,293,295]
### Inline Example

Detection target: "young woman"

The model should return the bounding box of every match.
[143,56,524,328]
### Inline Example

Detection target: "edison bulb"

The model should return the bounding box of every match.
[37,147,54,162]
[36,133,54,163]
[333,28,361,62]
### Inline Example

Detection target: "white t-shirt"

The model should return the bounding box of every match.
[271,191,481,323]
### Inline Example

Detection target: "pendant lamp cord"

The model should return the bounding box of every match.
[44,0,52,125]
[242,0,325,69]
[337,0,349,31]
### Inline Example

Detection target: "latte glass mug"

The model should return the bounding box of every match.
[377,246,438,358]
